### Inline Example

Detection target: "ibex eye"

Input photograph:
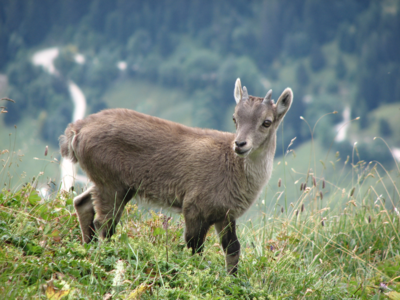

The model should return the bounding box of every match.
[262,120,272,128]
[232,116,236,124]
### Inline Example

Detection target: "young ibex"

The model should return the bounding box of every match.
[59,78,293,274]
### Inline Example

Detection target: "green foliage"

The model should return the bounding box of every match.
[310,45,327,72]
[296,63,310,86]
[335,56,347,79]
[3,54,71,145]
[379,119,393,137]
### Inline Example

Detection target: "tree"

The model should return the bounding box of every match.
[379,119,392,137]
[296,63,309,86]
[310,45,326,72]
[335,56,347,79]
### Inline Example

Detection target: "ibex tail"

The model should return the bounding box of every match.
[59,124,79,163]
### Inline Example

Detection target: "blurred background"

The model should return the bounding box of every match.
[0,0,399,191]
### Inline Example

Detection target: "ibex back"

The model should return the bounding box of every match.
[59,78,293,275]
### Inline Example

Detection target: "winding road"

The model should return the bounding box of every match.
[32,48,88,191]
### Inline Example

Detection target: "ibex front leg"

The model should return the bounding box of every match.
[215,219,240,275]
[184,217,210,255]
[92,187,131,240]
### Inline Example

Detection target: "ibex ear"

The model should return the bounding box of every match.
[242,86,249,100]
[276,88,293,120]
[234,78,242,104]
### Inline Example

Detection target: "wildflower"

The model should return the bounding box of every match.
[379,282,388,291]
[163,216,172,230]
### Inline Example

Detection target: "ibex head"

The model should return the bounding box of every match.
[232,78,293,157]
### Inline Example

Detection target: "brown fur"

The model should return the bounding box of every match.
[59,79,293,275]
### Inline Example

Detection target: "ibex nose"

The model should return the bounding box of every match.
[235,141,247,147]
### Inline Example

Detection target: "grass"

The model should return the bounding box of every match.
[245,139,337,218]
[1,132,400,299]
[1,96,400,299]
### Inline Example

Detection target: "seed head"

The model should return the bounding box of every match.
[368,215,372,223]
[300,183,304,191]
[320,191,323,200]
[44,145,48,156]
[304,183,307,189]
[301,204,304,212]
[350,187,355,197]
[281,207,284,213]
[321,220,325,227]
[278,178,281,187]
[322,179,325,189]
[313,176,316,187]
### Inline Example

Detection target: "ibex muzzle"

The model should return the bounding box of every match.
[59,78,293,275]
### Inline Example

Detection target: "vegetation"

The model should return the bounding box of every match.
[1,123,399,299]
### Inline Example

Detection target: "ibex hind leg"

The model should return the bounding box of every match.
[215,219,240,275]
[73,186,96,243]
[92,187,133,240]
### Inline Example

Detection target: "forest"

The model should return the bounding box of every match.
[1,0,399,168]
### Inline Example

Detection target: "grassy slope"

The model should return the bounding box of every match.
[0,117,60,190]
[362,103,400,144]
[243,139,335,220]
[0,158,399,299]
